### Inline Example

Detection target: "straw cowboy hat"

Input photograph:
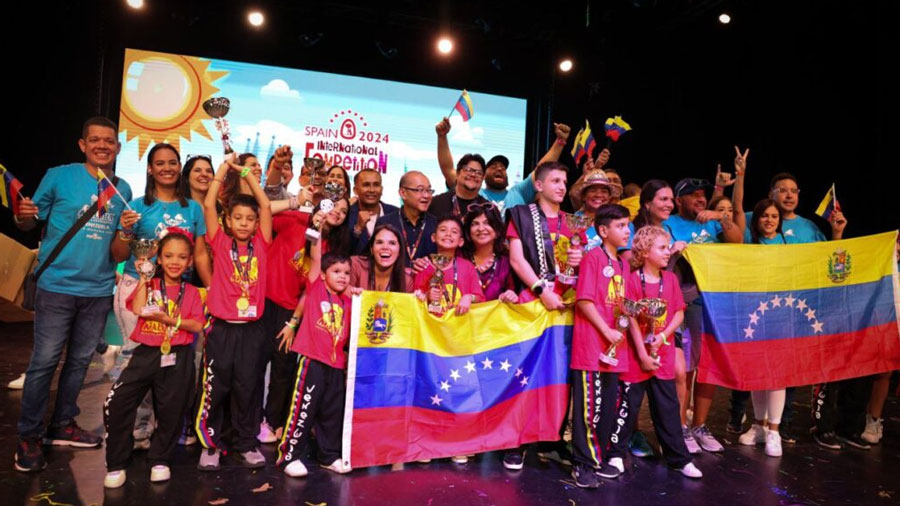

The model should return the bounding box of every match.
[569,169,623,210]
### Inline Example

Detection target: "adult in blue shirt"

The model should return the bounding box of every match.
[743,172,846,243]
[12,117,134,472]
[664,177,742,456]
[375,171,437,267]
[435,118,573,215]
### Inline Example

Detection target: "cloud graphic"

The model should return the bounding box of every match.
[260,79,302,100]
[448,115,484,147]
[386,141,436,162]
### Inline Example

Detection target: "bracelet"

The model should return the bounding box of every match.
[118,230,134,242]
[289,196,299,210]
[13,214,25,224]
[213,178,225,183]
[555,138,566,146]
[284,320,298,330]
[240,166,251,178]
[715,185,724,191]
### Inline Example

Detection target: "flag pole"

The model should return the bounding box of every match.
[99,171,134,211]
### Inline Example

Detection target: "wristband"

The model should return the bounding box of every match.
[240,166,251,178]
[289,196,299,210]
[213,178,225,183]
[715,185,724,191]
[555,137,566,146]
[285,320,298,330]
[118,230,134,242]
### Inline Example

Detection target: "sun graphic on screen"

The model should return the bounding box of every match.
[119,49,229,158]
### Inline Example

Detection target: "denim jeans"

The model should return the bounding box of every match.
[17,288,113,437]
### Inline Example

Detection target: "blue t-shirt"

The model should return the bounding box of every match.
[33,163,133,297]
[480,176,536,215]
[663,214,724,244]
[117,197,207,279]
[744,212,825,244]
[574,210,603,252]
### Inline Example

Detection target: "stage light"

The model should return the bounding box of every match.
[559,59,573,72]
[437,38,453,55]
[248,11,265,27]
[126,0,144,8]
[719,13,731,24]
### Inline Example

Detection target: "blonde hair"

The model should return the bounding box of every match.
[630,225,671,270]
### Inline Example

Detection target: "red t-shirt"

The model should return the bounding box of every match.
[621,270,686,382]
[413,256,485,313]
[571,247,640,372]
[126,280,205,347]
[506,213,583,303]
[292,278,352,369]
[208,226,270,321]
[266,211,311,310]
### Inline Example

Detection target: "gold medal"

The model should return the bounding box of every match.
[160,339,172,355]
[236,297,250,311]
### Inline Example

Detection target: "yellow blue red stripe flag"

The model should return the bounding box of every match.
[452,90,475,121]
[0,163,24,211]
[815,183,839,220]
[342,293,572,468]
[683,232,900,391]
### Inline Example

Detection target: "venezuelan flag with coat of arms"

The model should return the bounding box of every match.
[342,293,571,468]
[683,232,900,391]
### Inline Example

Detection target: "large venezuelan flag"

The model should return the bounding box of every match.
[342,292,571,468]
[684,232,900,391]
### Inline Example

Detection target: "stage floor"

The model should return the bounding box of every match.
[1,321,896,506]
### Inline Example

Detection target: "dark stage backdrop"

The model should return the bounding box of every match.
[2,0,898,247]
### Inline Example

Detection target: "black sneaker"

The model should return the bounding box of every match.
[813,431,843,450]
[502,450,525,470]
[726,420,744,434]
[594,461,621,479]
[836,433,872,450]
[44,421,102,448]
[14,437,46,472]
[629,431,655,458]
[779,424,798,444]
[572,464,600,488]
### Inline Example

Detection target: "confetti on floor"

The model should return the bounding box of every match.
[252,483,272,493]
[209,498,229,505]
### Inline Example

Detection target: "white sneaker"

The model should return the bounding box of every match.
[765,430,783,457]
[133,438,151,451]
[451,455,468,464]
[678,462,703,479]
[682,425,701,454]
[321,458,351,474]
[7,373,25,390]
[739,424,767,446]
[861,415,883,444]
[150,465,170,482]
[284,460,308,477]
[608,457,624,474]
[104,470,127,488]
[101,346,121,375]
[257,422,277,444]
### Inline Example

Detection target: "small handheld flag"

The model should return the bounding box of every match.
[570,120,594,165]
[604,115,632,148]
[450,90,475,122]
[96,171,133,217]
[815,183,840,220]
[0,163,25,212]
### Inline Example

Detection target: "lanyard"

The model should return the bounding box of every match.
[325,289,345,363]
[400,211,426,260]
[157,278,186,317]
[452,194,461,217]
[600,245,624,276]
[476,254,497,292]
[231,238,255,292]
[639,268,663,299]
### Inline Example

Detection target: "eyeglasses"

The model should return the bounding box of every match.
[460,167,485,177]
[401,186,435,195]
[467,201,498,213]
[773,188,801,195]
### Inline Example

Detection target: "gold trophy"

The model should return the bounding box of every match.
[305,182,346,244]
[427,254,452,315]
[130,238,160,315]
[299,157,325,212]
[640,298,668,366]
[600,298,641,366]
[557,214,593,285]
[202,97,234,155]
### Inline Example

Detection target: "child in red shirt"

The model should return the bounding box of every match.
[196,159,273,471]
[414,216,484,316]
[570,204,640,488]
[104,231,205,488]
[605,225,702,479]
[276,252,353,478]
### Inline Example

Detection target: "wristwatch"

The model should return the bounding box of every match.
[531,279,549,296]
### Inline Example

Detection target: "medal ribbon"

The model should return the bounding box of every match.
[231,238,255,300]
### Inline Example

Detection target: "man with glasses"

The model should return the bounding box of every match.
[349,169,398,254]
[755,173,855,449]
[428,152,490,218]
[665,178,742,455]
[435,118,573,214]
[375,171,437,266]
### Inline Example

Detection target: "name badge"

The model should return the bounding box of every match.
[238,305,258,319]
[160,353,177,368]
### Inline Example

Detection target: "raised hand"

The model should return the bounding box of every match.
[734,146,749,177]
[715,163,735,187]
[595,148,610,169]
[273,145,293,167]
[119,209,141,231]
[554,123,571,142]
[436,117,451,136]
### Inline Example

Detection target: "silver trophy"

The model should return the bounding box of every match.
[203,97,233,155]
[557,214,593,285]
[130,238,160,315]
[305,182,346,244]
[600,298,642,367]
[299,157,325,212]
